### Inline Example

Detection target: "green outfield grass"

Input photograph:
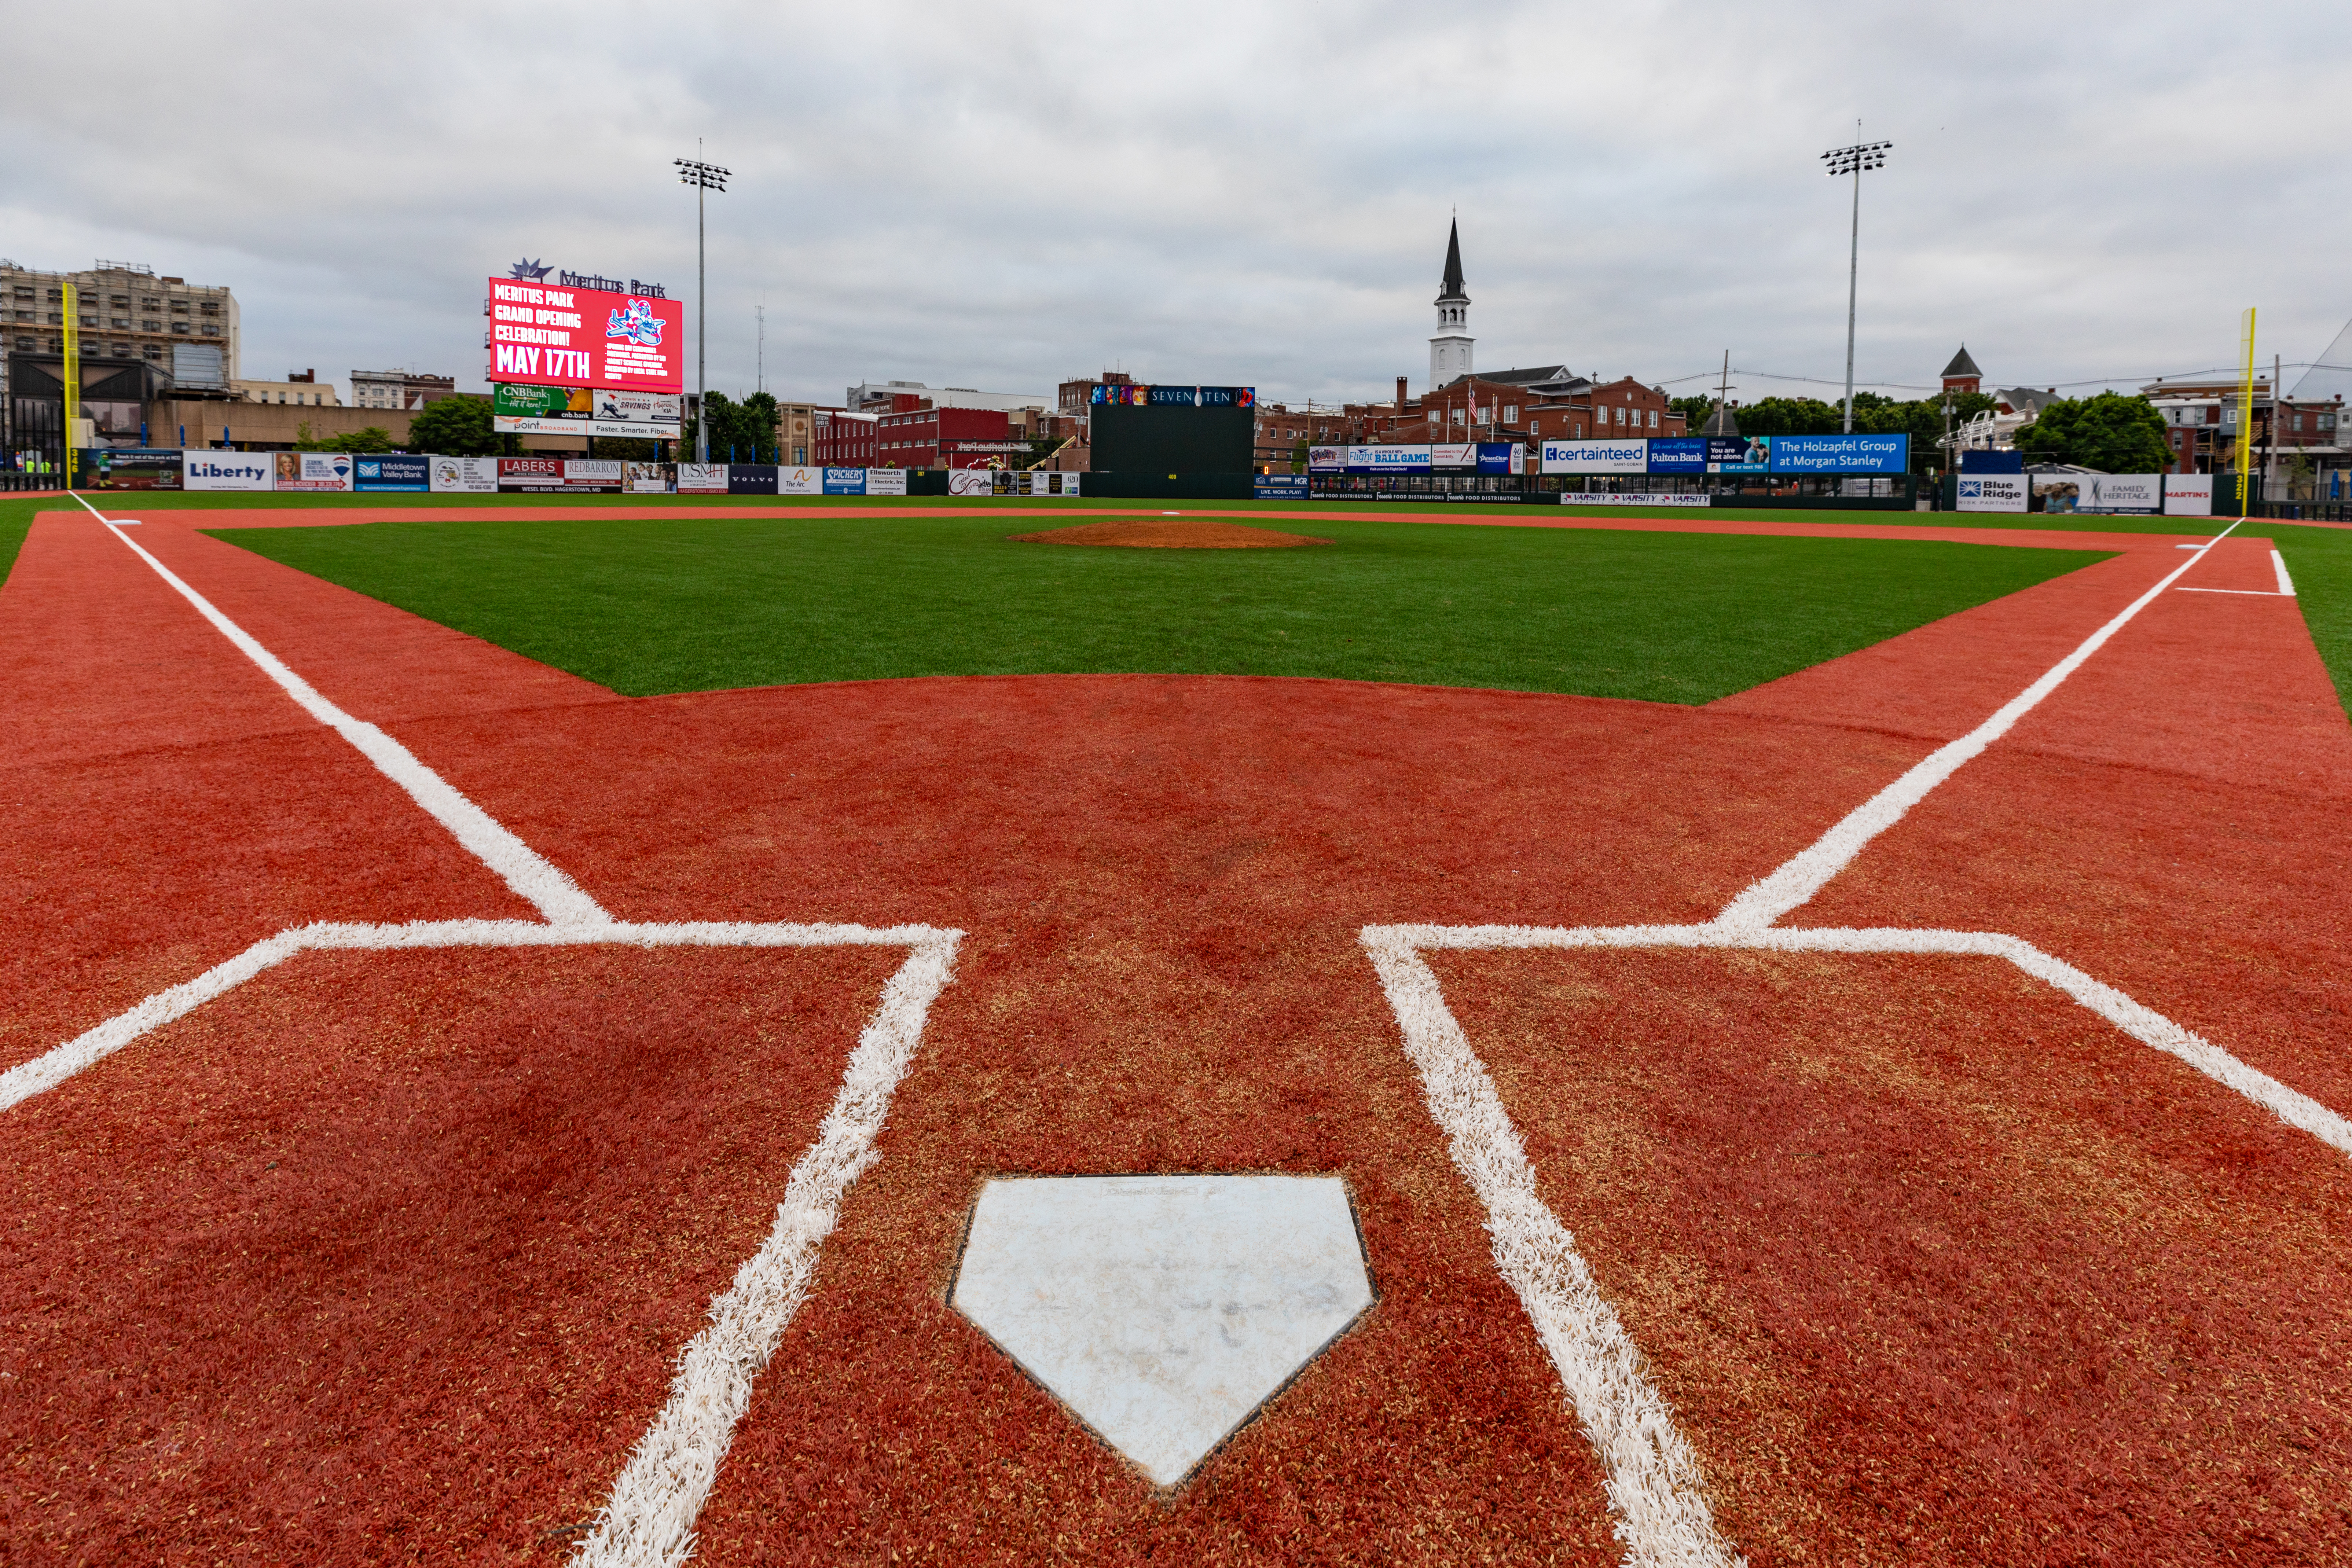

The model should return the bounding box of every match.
[193,504,2109,703]
[6,491,2343,712]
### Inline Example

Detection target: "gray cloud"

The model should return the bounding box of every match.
[8,0,2347,408]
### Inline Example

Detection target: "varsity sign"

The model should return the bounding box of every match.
[487,276,685,394]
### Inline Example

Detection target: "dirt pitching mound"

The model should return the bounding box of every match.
[1008,518,1332,549]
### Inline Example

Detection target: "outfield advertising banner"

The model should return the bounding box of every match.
[492,383,591,434]
[275,452,353,492]
[1344,445,1433,473]
[728,464,779,495]
[591,389,683,439]
[2074,474,2163,514]
[1956,475,2029,513]
[487,277,685,393]
[1646,437,1708,474]
[822,467,866,495]
[1769,433,1908,473]
[1559,492,1710,508]
[779,466,822,496]
[947,469,994,496]
[1255,475,1309,499]
[496,456,566,491]
[183,452,275,491]
[865,468,909,496]
[429,455,499,493]
[1540,438,1648,474]
[1708,436,1770,473]
[1103,384,1256,408]
[623,461,669,493]
[676,463,727,494]
[354,455,430,492]
[1308,445,1344,471]
[2164,473,2213,516]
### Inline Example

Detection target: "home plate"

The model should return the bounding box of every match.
[951,1174,1373,1486]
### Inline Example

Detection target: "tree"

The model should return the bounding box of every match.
[1732,396,1845,437]
[1669,394,1716,429]
[2014,392,2170,473]
[324,426,395,454]
[686,390,784,463]
[404,394,512,456]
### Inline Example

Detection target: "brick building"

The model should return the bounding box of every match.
[812,409,878,466]
[868,405,1016,468]
[351,368,456,412]
[2141,376,2343,476]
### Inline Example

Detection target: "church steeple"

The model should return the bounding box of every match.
[1430,217,1474,390]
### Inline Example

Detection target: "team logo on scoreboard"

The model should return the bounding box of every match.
[507,257,554,281]
[607,297,667,348]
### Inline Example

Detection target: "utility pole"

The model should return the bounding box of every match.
[674,147,730,463]
[1821,126,1891,434]
[756,296,765,397]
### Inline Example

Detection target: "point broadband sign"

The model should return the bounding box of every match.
[487,276,684,394]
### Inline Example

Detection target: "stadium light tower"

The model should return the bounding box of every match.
[1821,129,1891,434]
[674,151,730,462]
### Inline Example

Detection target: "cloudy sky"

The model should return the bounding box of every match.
[10,1,2351,410]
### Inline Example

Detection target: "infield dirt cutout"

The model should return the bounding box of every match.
[1009,517,1333,548]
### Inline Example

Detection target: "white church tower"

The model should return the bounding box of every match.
[1429,218,1473,389]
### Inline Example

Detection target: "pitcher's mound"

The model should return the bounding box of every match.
[1009,518,1332,549]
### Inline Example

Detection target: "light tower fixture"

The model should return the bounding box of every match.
[674,153,730,462]
[1820,131,1891,434]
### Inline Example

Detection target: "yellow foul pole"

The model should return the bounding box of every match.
[62,282,80,487]
[2236,306,2257,517]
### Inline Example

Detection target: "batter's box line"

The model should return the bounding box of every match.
[1360,918,2352,1568]
[1,915,964,1568]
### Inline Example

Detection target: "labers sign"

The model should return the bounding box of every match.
[487,277,684,394]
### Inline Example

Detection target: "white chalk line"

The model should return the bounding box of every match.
[1360,913,2351,1568]
[38,497,971,1564]
[575,926,961,1568]
[1711,517,2246,933]
[1362,930,1740,1568]
[3,916,965,1568]
[2274,549,2297,596]
[2177,587,2289,596]
[69,492,608,926]
[1358,515,2352,1565]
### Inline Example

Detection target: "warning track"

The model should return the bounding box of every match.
[3,503,2348,1565]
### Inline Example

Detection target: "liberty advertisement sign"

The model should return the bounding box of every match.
[487,276,685,394]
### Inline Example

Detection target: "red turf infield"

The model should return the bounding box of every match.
[4,507,2349,1563]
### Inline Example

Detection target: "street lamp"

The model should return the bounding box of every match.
[674,153,730,463]
[1821,131,1891,435]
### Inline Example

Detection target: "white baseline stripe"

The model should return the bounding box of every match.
[68,493,608,926]
[0,931,307,1112]
[1373,922,2351,1159]
[1360,928,1740,1568]
[1361,912,2352,1559]
[2273,550,2297,596]
[2177,587,2286,596]
[1713,518,2246,932]
[575,929,962,1568]
[2,920,960,1112]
